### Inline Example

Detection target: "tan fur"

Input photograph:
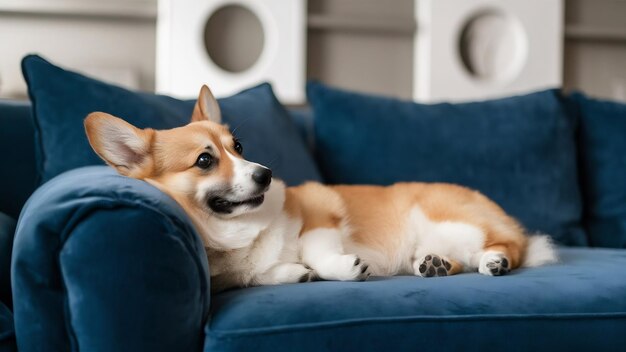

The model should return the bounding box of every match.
[85,90,242,222]
[285,183,347,234]
[283,188,302,219]
[444,257,464,275]
[84,112,156,179]
[287,182,527,271]
[191,103,206,123]
[192,84,222,123]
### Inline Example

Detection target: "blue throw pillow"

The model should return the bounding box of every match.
[572,92,626,248]
[307,81,586,246]
[22,55,321,185]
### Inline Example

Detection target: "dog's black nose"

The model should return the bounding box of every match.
[252,167,272,187]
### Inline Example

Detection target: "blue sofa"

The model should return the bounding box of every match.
[2,98,626,352]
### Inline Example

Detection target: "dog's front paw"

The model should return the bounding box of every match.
[297,264,318,283]
[314,254,370,281]
[282,263,317,284]
[414,254,451,277]
[479,252,510,276]
[256,263,317,285]
[343,255,370,281]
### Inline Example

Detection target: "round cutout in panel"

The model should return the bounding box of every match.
[204,4,265,73]
[459,10,528,83]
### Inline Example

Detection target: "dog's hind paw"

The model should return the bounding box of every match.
[479,252,510,276]
[415,254,451,277]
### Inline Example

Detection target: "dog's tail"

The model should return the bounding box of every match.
[522,235,558,268]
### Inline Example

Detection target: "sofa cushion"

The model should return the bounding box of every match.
[12,166,210,351]
[0,100,37,219]
[0,213,16,310]
[572,92,626,248]
[22,55,321,185]
[0,302,16,352]
[307,82,586,246]
[206,248,626,351]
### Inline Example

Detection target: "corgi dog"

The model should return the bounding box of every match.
[85,85,557,292]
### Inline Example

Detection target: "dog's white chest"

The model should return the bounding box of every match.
[209,211,303,287]
[247,213,302,272]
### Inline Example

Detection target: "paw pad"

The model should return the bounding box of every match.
[418,254,450,277]
[485,256,510,276]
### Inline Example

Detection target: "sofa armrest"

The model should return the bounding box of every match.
[11,166,210,352]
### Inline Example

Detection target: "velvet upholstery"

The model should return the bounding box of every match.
[22,55,321,185]
[308,82,586,246]
[0,100,37,219]
[288,107,316,152]
[206,248,626,351]
[12,166,210,352]
[0,302,16,352]
[572,92,626,248]
[0,213,16,310]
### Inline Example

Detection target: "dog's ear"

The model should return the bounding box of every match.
[191,84,221,123]
[84,112,154,178]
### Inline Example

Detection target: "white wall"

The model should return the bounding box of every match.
[1,0,625,102]
[307,0,626,102]
[563,0,626,101]
[0,0,156,99]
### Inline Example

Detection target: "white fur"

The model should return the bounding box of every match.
[203,180,306,290]
[316,206,488,278]
[97,120,148,167]
[225,150,269,201]
[344,241,400,276]
[478,251,506,276]
[183,179,283,251]
[343,207,486,277]
[522,235,557,267]
[300,228,365,281]
[254,263,311,286]
[408,207,485,270]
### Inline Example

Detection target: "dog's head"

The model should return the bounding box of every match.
[85,85,274,224]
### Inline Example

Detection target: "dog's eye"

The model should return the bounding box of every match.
[195,153,213,169]
[233,139,243,155]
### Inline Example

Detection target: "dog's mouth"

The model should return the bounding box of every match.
[208,194,265,214]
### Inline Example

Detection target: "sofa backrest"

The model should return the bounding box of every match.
[0,99,316,221]
[0,100,38,219]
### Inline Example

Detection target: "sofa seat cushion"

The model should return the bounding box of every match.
[205,248,626,351]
